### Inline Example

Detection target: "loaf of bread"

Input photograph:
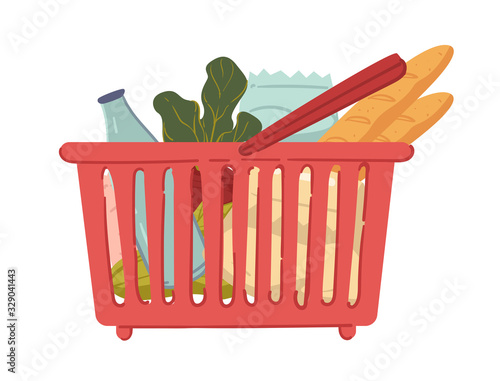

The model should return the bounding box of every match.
[374,92,453,143]
[319,45,454,142]
[221,169,365,305]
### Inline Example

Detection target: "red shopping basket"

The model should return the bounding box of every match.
[59,141,414,340]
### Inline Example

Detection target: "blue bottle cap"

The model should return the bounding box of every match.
[98,89,125,104]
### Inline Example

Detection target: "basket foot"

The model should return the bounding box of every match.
[116,326,133,341]
[339,325,356,340]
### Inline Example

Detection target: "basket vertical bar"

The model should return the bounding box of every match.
[200,163,224,306]
[307,164,331,304]
[232,164,250,303]
[144,165,167,304]
[356,162,394,317]
[334,163,360,306]
[77,164,118,316]
[281,164,302,304]
[172,165,194,305]
[255,165,274,304]
[110,165,146,307]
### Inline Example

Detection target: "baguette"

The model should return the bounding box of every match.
[220,170,366,305]
[374,92,453,143]
[358,92,453,180]
[319,45,454,142]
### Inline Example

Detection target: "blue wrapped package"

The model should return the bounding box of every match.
[239,71,338,142]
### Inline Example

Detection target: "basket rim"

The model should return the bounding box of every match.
[59,142,414,164]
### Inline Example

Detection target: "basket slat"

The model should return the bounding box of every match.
[77,165,118,315]
[334,164,360,306]
[307,163,332,305]
[200,164,224,306]
[281,164,302,305]
[109,165,146,307]
[144,165,168,304]
[231,164,250,304]
[255,165,274,303]
[355,162,394,319]
[172,166,194,305]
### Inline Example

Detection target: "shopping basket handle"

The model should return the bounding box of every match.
[238,53,407,156]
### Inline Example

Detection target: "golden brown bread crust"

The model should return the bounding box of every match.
[319,45,454,142]
[375,93,454,143]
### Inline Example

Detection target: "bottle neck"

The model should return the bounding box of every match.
[101,96,158,142]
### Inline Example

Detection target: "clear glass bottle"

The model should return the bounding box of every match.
[99,89,205,288]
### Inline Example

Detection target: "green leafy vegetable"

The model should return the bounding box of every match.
[154,91,205,142]
[154,57,261,142]
[201,57,254,142]
[216,111,263,142]
[153,91,206,142]
[111,251,233,299]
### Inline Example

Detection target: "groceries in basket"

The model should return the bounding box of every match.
[107,57,345,299]
[99,89,206,288]
[112,251,234,300]
[318,45,454,144]
[154,57,262,143]
[106,45,453,303]
[238,70,338,142]
[106,57,262,296]
[219,168,365,305]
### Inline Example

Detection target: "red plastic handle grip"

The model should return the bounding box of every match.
[238,53,407,156]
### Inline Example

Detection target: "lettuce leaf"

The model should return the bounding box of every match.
[154,57,261,142]
[201,57,260,142]
[153,91,207,142]
[216,111,263,142]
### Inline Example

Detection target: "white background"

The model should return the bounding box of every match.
[1,0,499,380]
